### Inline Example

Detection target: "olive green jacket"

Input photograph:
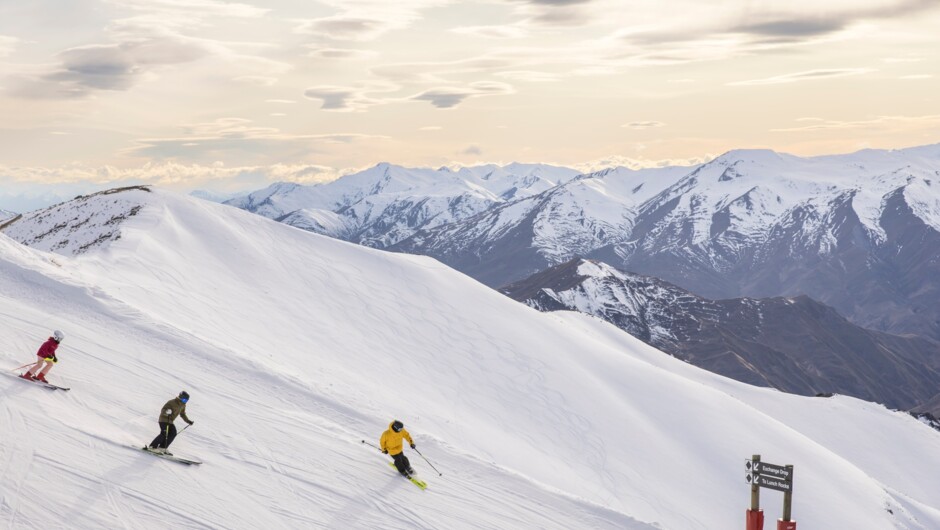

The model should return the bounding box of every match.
[158,397,192,424]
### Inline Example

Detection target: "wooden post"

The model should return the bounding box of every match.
[782,465,794,520]
[746,455,763,530]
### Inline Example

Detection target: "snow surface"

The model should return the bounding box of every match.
[2,188,940,529]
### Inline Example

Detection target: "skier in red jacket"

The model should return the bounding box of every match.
[21,330,64,383]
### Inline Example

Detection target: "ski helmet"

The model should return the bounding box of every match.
[179,391,190,402]
[53,330,64,342]
[392,420,403,432]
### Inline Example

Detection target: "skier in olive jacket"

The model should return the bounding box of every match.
[147,391,194,455]
[380,420,416,477]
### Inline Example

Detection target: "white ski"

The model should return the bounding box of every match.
[137,445,202,465]
[2,370,70,391]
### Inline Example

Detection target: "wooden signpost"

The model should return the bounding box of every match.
[745,455,795,530]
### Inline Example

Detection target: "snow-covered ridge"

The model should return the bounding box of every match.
[225,162,582,247]
[645,146,940,248]
[0,185,152,255]
[0,208,17,223]
[400,143,940,266]
[3,188,940,528]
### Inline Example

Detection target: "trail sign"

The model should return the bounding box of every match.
[752,461,792,481]
[753,474,792,492]
[745,459,793,492]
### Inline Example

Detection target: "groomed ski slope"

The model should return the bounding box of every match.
[1,188,939,529]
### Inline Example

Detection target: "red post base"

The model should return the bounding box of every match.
[777,520,796,530]
[746,509,764,530]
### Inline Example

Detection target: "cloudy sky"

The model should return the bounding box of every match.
[1,0,939,204]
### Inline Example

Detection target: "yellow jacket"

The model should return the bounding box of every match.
[379,422,413,456]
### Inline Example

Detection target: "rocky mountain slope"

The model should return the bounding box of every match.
[502,259,940,414]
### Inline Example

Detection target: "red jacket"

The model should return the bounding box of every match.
[37,338,59,359]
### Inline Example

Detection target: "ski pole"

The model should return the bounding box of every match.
[361,439,382,451]
[10,362,33,372]
[412,447,442,476]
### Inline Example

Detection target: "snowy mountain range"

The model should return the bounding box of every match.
[4,187,940,529]
[225,145,940,342]
[390,145,940,341]
[0,209,17,223]
[503,258,940,415]
[225,162,581,248]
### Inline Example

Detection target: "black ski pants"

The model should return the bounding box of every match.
[392,452,412,475]
[150,422,177,449]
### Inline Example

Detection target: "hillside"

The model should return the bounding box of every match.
[502,259,940,414]
[2,188,940,529]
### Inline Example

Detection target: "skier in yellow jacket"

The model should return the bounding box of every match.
[380,420,416,477]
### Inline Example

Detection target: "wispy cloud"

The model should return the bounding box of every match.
[306,47,376,60]
[883,56,923,63]
[602,1,940,70]
[496,70,562,82]
[573,153,713,173]
[294,0,453,42]
[303,83,399,112]
[295,16,388,41]
[410,81,514,108]
[511,0,596,26]
[9,36,211,98]
[372,54,528,84]
[728,68,874,86]
[5,3,288,100]
[234,75,278,86]
[623,121,665,129]
[0,161,355,207]
[460,145,483,156]
[451,25,528,39]
[771,114,940,132]
[106,0,268,20]
[124,118,387,163]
